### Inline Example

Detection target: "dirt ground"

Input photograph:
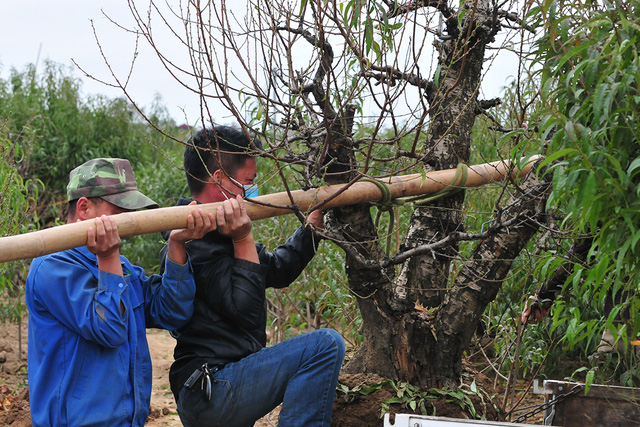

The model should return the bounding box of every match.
[0,315,536,426]
[0,319,281,427]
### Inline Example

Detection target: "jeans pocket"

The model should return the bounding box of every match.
[179,378,236,427]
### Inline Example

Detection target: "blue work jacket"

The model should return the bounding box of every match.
[25,246,196,427]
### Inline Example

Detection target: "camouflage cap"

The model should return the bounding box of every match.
[67,158,158,210]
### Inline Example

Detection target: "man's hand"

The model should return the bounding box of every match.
[521,295,552,324]
[216,195,253,242]
[169,207,216,245]
[87,215,123,276]
[217,195,259,263]
[168,205,217,264]
[306,209,324,231]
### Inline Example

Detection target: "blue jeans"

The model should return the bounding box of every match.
[176,329,345,427]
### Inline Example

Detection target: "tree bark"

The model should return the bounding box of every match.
[433,167,551,387]
[340,1,547,388]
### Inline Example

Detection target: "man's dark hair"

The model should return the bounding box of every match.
[184,125,262,196]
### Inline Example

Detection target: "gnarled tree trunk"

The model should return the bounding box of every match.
[330,1,549,388]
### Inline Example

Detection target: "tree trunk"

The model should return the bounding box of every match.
[339,1,548,388]
[433,168,551,387]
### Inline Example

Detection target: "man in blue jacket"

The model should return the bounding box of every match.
[25,158,216,427]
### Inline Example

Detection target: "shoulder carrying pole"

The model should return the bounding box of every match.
[0,156,541,263]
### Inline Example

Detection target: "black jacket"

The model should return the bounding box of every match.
[161,197,320,399]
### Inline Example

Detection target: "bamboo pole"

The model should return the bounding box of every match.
[0,156,541,263]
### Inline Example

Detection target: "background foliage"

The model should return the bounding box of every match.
[476,0,640,392]
[0,118,42,322]
[531,0,640,386]
[0,61,176,222]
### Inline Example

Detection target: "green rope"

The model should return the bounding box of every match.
[363,163,470,255]
[398,163,469,206]
[362,178,395,256]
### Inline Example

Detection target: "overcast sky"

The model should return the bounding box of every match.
[1,1,202,125]
[1,1,521,127]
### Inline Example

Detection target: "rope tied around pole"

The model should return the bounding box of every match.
[363,177,395,256]
[402,163,469,206]
[365,163,470,255]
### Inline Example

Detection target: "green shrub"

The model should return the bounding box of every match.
[0,118,42,322]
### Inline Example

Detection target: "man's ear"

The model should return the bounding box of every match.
[75,197,92,221]
[212,169,222,184]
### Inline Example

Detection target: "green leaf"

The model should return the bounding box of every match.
[585,370,595,395]
[627,158,640,176]
[298,0,307,15]
[538,148,580,169]
[364,17,373,54]
[434,65,442,87]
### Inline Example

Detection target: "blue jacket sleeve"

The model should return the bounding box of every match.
[137,256,196,330]
[28,254,129,348]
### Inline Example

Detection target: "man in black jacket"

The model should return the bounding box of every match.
[163,125,345,427]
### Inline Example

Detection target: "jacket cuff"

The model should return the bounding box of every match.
[299,226,321,250]
[235,257,269,274]
[164,255,193,280]
[97,270,129,293]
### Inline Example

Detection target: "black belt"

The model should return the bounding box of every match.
[183,363,224,400]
